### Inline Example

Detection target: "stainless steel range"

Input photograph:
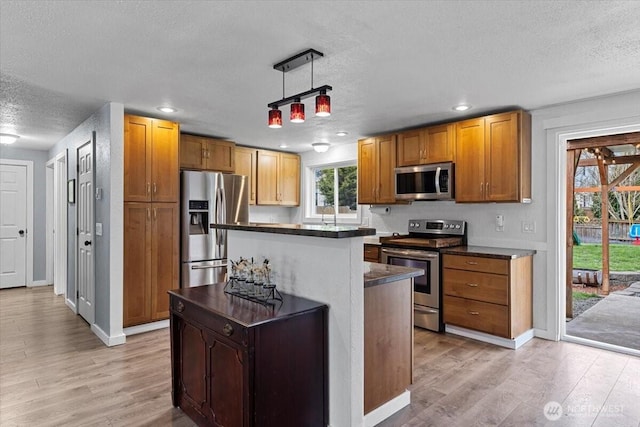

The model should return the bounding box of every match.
[380,219,467,332]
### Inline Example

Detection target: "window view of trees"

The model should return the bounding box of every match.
[314,165,357,215]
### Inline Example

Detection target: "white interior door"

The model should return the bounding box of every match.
[77,142,95,324]
[0,164,27,288]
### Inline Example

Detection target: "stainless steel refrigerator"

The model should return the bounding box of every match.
[181,171,249,287]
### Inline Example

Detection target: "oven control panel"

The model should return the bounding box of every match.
[408,219,466,235]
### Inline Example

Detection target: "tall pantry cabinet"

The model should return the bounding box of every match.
[123,114,180,327]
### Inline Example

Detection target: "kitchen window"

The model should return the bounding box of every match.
[306,162,359,224]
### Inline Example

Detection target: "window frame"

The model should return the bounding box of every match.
[304,160,361,225]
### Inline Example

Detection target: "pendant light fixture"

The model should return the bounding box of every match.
[315,89,331,117]
[290,99,305,123]
[267,49,332,127]
[268,107,282,128]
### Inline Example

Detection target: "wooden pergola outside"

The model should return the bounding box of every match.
[566,132,640,318]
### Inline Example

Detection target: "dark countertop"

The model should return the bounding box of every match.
[168,283,327,328]
[364,262,424,288]
[441,245,536,260]
[211,222,376,238]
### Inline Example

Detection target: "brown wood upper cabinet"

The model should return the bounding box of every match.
[124,114,179,202]
[397,123,455,166]
[234,146,257,205]
[455,110,531,203]
[180,133,235,173]
[358,135,397,204]
[256,150,300,206]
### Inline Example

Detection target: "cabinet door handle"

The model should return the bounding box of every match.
[222,323,234,337]
[176,301,185,313]
[147,208,151,221]
[153,208,157,220]
[153,183,157,194]
[468,311,480,315]
[202,148,206,159]
[486,182,489,196]
[466,261,478,265]
[467,283,479,287]
[480,182,483,196]
[147,182,151,195]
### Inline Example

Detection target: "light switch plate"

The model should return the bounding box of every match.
[95,222,103,236]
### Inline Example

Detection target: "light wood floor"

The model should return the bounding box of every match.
[1,287,639,427]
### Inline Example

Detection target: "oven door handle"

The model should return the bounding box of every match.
[415,306,439,315]
[381,247,439,260]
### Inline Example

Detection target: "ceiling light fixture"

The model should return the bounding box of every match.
[312,142,330,153]
[268,49,332,127]
[279,143,289,148]
[452,104,471,112]
[268,107,283,128]
[157,106,177,113]
[0,133,20,145]
[336,131,348,136]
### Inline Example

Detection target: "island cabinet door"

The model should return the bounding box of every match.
[205,331,247,427]
[178,320,208,413]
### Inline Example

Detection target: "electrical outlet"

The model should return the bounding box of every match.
[522,221,536,233]
[495,214,504,232]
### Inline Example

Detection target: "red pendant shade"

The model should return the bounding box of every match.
[290,100,305,123]
[315,93,331,117]
[268,108,282,128]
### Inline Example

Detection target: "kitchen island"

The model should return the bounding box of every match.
[212,222,422,427]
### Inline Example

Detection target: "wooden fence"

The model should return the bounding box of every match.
[574,221,635,242]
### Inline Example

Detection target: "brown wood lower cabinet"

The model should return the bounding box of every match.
[170,284,328,427]
[123,202,179,327]
[364,278,413,414]
[443,252,533,339]
[364,244,381,263]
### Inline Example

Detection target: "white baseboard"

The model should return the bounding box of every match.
[124,319,170,336]
[92,323,126,347]
[28,280,50,287]
[363,390,411,427]
[65,297,77,313]
[445,325,535,349]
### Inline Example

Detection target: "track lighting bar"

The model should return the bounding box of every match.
[267,85,333,109]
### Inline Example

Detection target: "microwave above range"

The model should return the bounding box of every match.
[395,162,454,201]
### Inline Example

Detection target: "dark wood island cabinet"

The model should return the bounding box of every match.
[169,284,328,427]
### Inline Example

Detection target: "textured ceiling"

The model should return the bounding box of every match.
[1,1,640,152]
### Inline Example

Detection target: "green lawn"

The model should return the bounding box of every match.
[573,244,640,271]
[573,291,601,300]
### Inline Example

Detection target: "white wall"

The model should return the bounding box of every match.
[291,89,640,341]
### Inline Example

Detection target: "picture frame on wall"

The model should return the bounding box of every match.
[67,179,75,204]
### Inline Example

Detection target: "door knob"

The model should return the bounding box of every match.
[84,240,92,246]
[18,230,25,236]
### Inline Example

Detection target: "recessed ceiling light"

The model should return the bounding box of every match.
[157,106,177,113]
[279,144,288,148]
[452,104,471,112]
[336,131,348,136]
[0,133,20,145]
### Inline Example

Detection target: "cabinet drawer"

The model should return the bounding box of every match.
[171,296,247,347]
[364,244,381,263]
[443,254,509,275]
[443,295,509,338]
[443,268,508,305]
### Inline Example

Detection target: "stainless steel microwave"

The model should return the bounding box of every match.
[395,162,454,201]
